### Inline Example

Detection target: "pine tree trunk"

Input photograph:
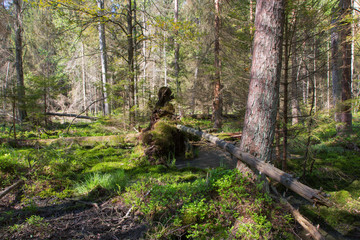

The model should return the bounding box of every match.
[212,0,222,129]
[14,0,27,121]
[331,7,342,122]
[97,0,110,116]
[282,17,289,171]
[240,0,285,163]
[339,0,352,132]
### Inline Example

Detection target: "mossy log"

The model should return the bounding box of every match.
[177,125,330,206]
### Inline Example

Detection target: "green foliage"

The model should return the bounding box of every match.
[124,168,293,239]
[74,169,127,196]
[9,215,50,238]
[180,117,213,129]
[234,214,272,240]
[286,112,360,237]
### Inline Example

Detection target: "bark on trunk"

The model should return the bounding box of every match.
[282,16,290,171]
[212,0,222,129]
[97,0,110,116]
[240,0,285,163]
[14,0,27,121]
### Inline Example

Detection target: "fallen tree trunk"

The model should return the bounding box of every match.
[270,185,325,240]
[177,125,330,206]
[46,112,97,120]
[0,179,24,200]
[188,114,239,120]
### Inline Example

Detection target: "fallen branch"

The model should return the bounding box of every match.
[0,179,24,200]
[270,185,325,240]
[65,98,105,134]
[119,189,151,224]
[177,125,330,206]
[46,112,97,120]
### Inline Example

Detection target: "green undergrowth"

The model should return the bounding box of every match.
[122,168,295,239]
[180,117,213,129]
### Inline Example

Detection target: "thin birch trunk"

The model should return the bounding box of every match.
[97,0,110,116]
[81,42,87,113]
[174,0,180,93]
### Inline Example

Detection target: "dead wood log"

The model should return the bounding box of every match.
[188,114,239,120]
[177,125,330,206]
[47,112,97,120]
[0,179,24,200]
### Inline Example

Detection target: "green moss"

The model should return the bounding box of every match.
[333,190,352,205]
[88,162,125,173]
[301,204,360,236]
[345,180,360,198]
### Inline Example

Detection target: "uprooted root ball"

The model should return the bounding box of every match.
[141,120,186,165]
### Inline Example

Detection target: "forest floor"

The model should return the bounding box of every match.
[0,117,360,239]
[0,141,235,240]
